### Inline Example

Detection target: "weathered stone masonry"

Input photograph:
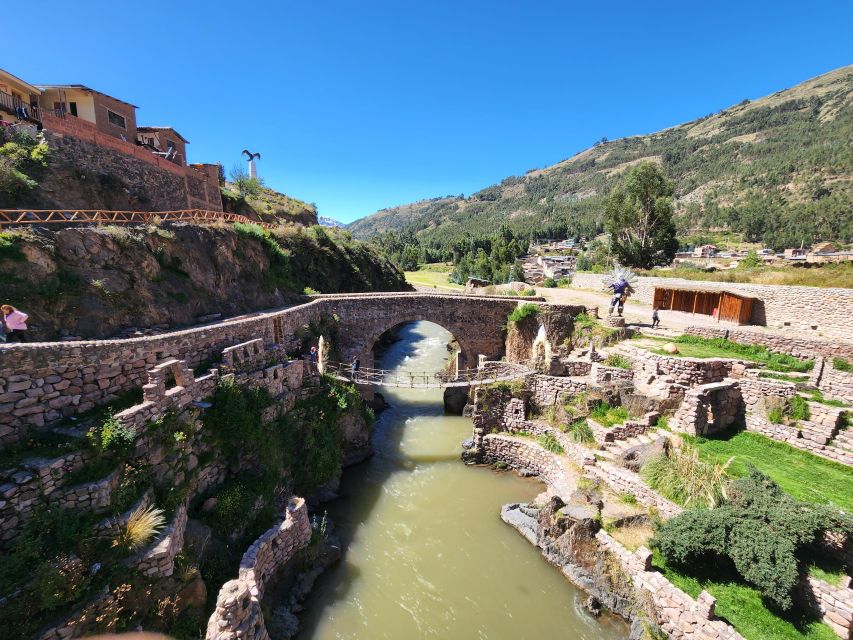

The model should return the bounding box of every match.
[571,272,853,339]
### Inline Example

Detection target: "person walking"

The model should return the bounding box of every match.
[651,307,660,328]
[2,305,29,342]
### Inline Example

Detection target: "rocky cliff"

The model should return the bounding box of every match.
[0,222,409,339]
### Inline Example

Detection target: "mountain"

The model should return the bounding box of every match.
[319,216,347,228]
[348,65,853,249]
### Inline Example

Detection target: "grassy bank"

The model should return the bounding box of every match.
[689,430,853,511]
[637,335,814,373]
[653,551,837,640]
[638,262,853,289]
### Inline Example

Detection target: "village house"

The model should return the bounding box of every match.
[0,68,42,124]
[137,126,189,166]
[38,84,139,142]
[692,243,717,258]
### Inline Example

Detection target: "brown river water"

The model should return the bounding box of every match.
[297,321,628,640]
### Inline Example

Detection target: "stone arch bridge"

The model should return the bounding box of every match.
[0,292,583,449]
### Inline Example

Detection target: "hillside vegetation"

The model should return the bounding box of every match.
[221,181,318,227]
[0,222,408,339]
[350,65,853,251]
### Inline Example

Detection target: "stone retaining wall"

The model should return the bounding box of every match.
[820,362,853,403]
[670,381,742,436]
[206,498,312,640]
[571,273,853,339]
[132,503,188,578]
[684,326,853,360]
[595,532,743,640]
[624,346,746,399]
[804,576,853,640]
[527,374,588,409]
[0,293,566,449]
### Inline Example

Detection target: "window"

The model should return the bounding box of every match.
[107,109,126,130]
[69,102,78,117]
[166,139,177,150]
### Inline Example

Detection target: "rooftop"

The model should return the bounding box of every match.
[36,84,139,109]
[136,126,189,143]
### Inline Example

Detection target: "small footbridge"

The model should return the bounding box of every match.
[323,361,532,388]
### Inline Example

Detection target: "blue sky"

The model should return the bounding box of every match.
[6,1,852,222]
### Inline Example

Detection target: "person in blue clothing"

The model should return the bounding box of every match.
[607,277,629,316]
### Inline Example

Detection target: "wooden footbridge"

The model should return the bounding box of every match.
[323,361,531,388]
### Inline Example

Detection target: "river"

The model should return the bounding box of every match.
[297,321,628,640]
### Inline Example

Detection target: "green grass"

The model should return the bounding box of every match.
[807,563,845,587]
[404,269,464,290]
[538,433,565,453]
[758,371,809,383]
[507,303,540,325]
[653,551,837,640]
[690,431,853,511]
[802,389,850,408]
[603,353,632,369]
[589,403,629,427]
[643,335,814,373]
[833,357,853,372]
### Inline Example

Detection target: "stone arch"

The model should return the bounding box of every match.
[340,314,479,371]
[326,294,524,372]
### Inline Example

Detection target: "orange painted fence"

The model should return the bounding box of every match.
[0,209,275,229]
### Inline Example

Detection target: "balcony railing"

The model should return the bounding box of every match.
[0,90,42,124]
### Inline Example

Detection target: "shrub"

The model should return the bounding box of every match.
[788,395,811,422]
[88,415,135,453]
[113,504,166,551]
[833,357,853,372]
[542,277,557,288]
[652,470,853,610]
[642,444,732,508]
[303,286,320,295]
[519,288,537,296]
[768,407,784,424]
[507,303,540,325]
[556,277,571,287]
[565,419,595,444]
[538,432,564,453]
[604,353,632,369]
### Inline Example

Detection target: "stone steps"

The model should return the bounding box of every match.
[830,431,853,453]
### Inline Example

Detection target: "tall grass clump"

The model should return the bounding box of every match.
[833,357,853,372]
[642,445,733,508]
[113,505,166,551]
[565,419,595,444]
[604,353,632,369]
[507,303,540,325]
[538,432,565,454]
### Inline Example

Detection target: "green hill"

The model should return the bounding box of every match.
[349,65,853,250]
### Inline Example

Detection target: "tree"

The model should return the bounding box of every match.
[230,164,264,198]
[604,162,678,269]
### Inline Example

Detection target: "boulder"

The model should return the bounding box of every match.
[663,342,679,354]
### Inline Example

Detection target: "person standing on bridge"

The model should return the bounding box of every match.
[351,357,361,379]
[1,305,28,342]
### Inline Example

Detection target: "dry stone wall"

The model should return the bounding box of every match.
[0,293,563,449]
[595,532,744,640]
[571,273,853,339]
[206,499,312,640]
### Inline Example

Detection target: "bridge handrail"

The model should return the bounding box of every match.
[0,208,276,229]
[324,361,531,387]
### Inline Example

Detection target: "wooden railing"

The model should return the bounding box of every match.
[324,361,531,388]
[0,209,275,229]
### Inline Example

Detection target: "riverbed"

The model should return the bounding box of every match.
[297,321,627,639]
